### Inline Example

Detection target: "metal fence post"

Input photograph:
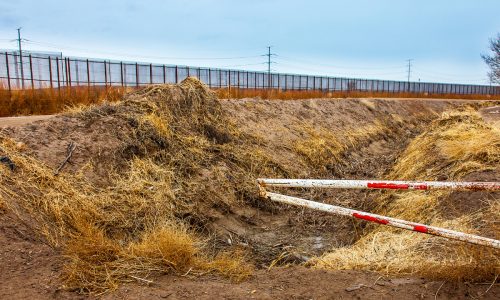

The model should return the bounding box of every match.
[75,60,80,86]
[120,62,124,87]
[68,58,73,88]
[104,60,108,88]
[86,59,90,87]
[5,52,11,93]
[56,57,61,92]
[135,63,139,87]
[65,58,69,87]
[48,57,53,89]
[150,63,153,84]
[29,54,34,90]
[19,51,25,89]
[219,69,222,88]
[163,65,166,83]
[208,69,212,87]
[175,65,178,83]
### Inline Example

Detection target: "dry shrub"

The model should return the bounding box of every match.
[313,107,500,281]
[202,249,255,282]
[294,126,346,169]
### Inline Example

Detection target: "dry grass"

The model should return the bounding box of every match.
[390,108,500,180]
[313,107,500,281]
[293,120,389,171]
[0,86,126,117]
[1,84,498,117]
[216,87,500,101]
[294,126,346,169]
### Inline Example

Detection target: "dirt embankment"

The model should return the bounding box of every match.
[0,80,498,299]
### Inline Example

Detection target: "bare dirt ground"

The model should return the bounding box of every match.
[0,115,53,128]
[479,105,500,126]
[0,97,498,299]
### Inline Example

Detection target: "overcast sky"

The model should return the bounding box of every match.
[0,0,499,84]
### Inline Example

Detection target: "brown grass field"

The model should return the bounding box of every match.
[1,85,499,117]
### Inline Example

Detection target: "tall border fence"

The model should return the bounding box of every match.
[1,51,499,95]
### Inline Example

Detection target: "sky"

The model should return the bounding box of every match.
[0,0,499,84]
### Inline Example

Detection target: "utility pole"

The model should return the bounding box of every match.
[267,46,271,88]
[406,59,413,83]
[17,27,25,89]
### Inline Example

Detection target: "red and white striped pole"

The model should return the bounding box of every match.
[262,191,500,249]
[257,179,500,191]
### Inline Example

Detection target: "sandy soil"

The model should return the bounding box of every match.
[0,115,54,128]
[479,105,500,127]
[103,267,499,300]
[0,97,498,299]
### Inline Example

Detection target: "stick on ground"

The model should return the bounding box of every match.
[54,141,76,175]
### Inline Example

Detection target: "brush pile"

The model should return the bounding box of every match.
[0,78,283,293]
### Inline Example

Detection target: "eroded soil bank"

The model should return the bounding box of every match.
[0,86,498,299]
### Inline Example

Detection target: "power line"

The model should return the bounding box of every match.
[218,62,267,68]
[21,39,265,61]
[277,61,407,77]
[277,55,406,70]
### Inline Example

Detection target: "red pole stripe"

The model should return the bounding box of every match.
[353,213,389,225]
[367,182,428,190]
[413,225,428,233]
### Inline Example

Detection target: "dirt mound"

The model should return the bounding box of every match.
[0,79,497,297]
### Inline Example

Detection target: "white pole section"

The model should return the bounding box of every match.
[263,191,500,249]
[257,179,500,191]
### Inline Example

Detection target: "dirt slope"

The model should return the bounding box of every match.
[0,82,498,299]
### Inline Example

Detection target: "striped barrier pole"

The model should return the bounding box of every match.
[257,179,500,191]
[262,191,500,249]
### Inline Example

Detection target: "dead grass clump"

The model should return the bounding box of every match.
[391,108,500,180]
[293,120,389,172]
[313,106,500,281]
[294,126,346,169]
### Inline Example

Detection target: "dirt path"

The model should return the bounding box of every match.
[0,115,54,128]
[479,105,500,127]
[104,267,500,300]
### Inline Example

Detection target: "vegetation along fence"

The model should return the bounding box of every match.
[1,51,499,95]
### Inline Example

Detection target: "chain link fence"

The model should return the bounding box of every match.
[1,51,498,95]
